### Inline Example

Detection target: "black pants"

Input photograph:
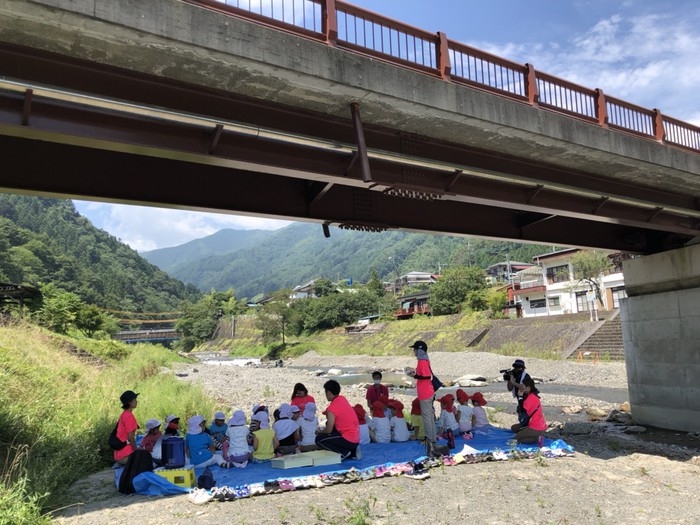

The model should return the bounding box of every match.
[315,429,358,459]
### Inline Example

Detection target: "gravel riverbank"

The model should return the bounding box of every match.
[55,351,700,525]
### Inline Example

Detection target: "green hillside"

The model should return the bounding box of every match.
[0,194,200,311]
[0,321,214,522]
[145,222,557,298]
[141,228,274,274]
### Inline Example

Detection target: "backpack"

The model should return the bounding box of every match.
[109,422,128,451]
[197,467,216,490]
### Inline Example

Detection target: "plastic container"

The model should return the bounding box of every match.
[161,436,185,469]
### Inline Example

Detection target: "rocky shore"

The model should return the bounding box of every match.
[55,351,700,525]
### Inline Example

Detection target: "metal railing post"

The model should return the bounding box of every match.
[653,108,665,142]
[525,63,538,106]
[595,88,608,128]
[322,0,338,46]
[437,32,451,79]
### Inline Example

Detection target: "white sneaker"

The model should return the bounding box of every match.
[188,488,213,505]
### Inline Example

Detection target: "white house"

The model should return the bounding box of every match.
[510,248,627,318]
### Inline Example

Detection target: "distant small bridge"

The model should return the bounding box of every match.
[113,329,180,344]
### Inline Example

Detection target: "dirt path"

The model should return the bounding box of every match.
[54,353,700,525]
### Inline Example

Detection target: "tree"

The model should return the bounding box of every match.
[175,290,239,350]
[571,251,612,304]
[254,289,297,344]
[312,278,335,297]
[365,269,385,298]
[429,266,487,315]
[34,283,82,334]
[75,303,107,337]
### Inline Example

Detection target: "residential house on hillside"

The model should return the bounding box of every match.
[485,261,536,284]
[391,271,439,293]
[290,279,318,299]
[508,248,627,317]
[395,289,431,319]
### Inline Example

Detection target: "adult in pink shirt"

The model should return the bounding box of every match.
[114,390,139,464]
[510,376,547,444]
[290,383,315,412]
[406,340,436,453]
[315,379,360,460]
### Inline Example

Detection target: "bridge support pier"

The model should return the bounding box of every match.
[621,243,700,432]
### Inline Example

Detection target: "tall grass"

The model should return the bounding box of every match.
[0,321,214,517]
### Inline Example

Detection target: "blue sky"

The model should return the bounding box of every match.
[74,0,700,251]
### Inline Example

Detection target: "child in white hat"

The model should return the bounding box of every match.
[185,415,230,469]
[140,418,162,454]
[225,410,252,468]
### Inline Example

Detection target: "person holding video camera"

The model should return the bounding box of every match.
[503,359,530,425]
[510,376,547,444]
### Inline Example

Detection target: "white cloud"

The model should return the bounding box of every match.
[473,10,700,120]
[73,201,291,252]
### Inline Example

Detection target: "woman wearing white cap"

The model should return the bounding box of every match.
[185,415,230,469]
[140,418,162,454]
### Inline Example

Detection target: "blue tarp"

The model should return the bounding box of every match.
[115,427,574,496]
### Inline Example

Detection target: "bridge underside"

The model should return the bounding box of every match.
[0,44,696,253]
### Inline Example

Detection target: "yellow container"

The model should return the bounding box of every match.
[153,466,195,488]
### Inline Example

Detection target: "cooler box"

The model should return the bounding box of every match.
[161,436,186,469]
[153,465,195,488]
[270,453,314,469]
[306,450,342,466]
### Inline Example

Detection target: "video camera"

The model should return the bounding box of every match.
[500,368,514,381]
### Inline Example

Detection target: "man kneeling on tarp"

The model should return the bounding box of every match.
[315,380,361,460]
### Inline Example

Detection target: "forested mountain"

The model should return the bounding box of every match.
[143,222,558,299]
[142,228,274,274]
[0,195,200,311]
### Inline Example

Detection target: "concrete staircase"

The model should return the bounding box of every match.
[571,309,625,360]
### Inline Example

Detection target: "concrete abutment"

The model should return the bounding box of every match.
[621,243,700,432]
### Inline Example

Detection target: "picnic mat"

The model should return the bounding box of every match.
[116,427,574,495]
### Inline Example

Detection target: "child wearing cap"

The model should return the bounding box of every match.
[225,410,252,468]
[354,404,371,445]
[209,411,228,450]
[298,402,320,452]
[455,389,473,434]
[367,400,391,443]
[140,418,162,454]
[185,415,230,469]
[273,404,301,455]
[252,412,279,462]
[409,398,424,440]
[163,415,180,437]
[471,392,490,428]
[388,401,410,442]
[436,394,460,436]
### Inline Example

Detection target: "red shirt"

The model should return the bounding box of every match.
[365,384,389,405]
[114,410,138,461]
[328,395,360,443]
[523,394,546,431]
[415,360,435,400]
[291,394,315,412]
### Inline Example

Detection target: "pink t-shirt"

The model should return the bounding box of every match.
[524,394,546,431]
[114,410,138,461]
[291,395,315,412]
[415,360,435,401]
[328,395,360,443]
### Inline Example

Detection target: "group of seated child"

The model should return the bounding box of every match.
[138,378,492,470]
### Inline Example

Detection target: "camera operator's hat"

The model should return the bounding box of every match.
[512,359,526,369]
[409,340,428,351]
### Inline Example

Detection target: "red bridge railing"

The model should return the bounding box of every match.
[185,0,700,154]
